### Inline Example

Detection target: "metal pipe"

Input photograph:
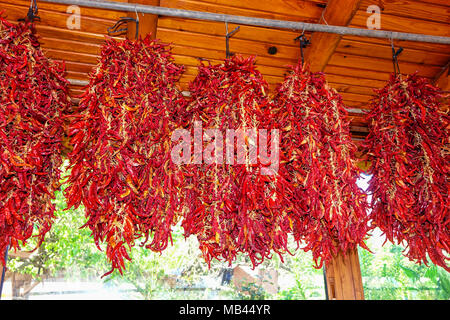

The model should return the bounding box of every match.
[347,108,366,114]
[41,0,450,44]
[67,79,89,86]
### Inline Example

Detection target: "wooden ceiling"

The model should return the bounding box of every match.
[2,0,449,139]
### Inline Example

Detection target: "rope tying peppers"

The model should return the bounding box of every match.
[0,17,70,265]
[182,55,293,268]
[65,36,186,276]
[273,63,370,268]
[364,73,449,271]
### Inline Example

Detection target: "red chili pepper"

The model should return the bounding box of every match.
[182,55,293,268]
[65,35,187,276]
[272,63,370,269]
[0,16,70,265]
[364,72,449,271]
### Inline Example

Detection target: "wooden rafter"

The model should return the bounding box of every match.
[434,62,450,91]
[304,0,362,72]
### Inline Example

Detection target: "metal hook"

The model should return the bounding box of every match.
[108,16,139,40]
[19,0,40,22]
[225,21,240,59]
[390,35,403,75]
[294,31,310,66]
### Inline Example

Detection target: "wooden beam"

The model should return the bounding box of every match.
[127,0,160,39]
[304,0,362,72]
[434,62,450,91]
[325,248,364,300]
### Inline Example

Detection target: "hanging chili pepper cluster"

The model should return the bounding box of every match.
[273,63,370,268]
[364,73,449,271]
[0,17,70,265]
[64,36,186,276]
[3,11,447,277]
[182,55,293,268]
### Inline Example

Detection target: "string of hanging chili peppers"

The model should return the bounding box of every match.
[64,36,187,277]
[0,16,70,265]
[182,55,294,268]
[272,62,370,269]
[364,72,449,271]
[2,11,448,276]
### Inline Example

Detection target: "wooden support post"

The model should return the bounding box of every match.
[0,248,8,299]
[324,248,364,300]
[127,0,160,40]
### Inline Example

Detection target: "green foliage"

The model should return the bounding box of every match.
[233,281,267,300]
[358,231,449,300]
[277,278,307,300]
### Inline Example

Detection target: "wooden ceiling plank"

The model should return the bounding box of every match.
[359,0,450,24]
[0,0,127,20]
[325,73,387,87]
[40,37,101,55]
[60,61,96,74]
[344,100,370,108]
[419,0,450,6]
[66,71,89,80]
[168,43,298,68]
[342,35,450,54]
[157,16,310,47]
[68,89,85,98]
[157,28,300,60]
[336,39,450,66]
[350,11,450,37]
[195,0,324,19]
[159,0,322,22]
[1,3,120,35]
[128,0,160,40]
[44,48,99,65]
[340,92,372,103]
[304,0,362,72]
[36,25,122,45]
[325,65,392,81]
[328,53,441,78]
[328,82,375,96]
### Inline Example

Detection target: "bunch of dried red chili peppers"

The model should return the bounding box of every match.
[1,17,448,275]
[182,55,293,268]
[365,73,449,271]
[64,36,186,276]
[0,17,70,265]
[274,63,370,268]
